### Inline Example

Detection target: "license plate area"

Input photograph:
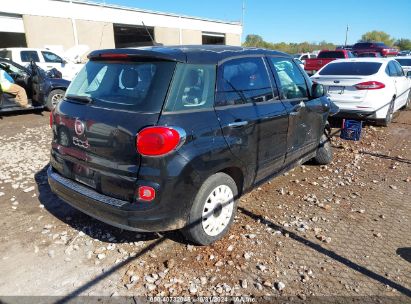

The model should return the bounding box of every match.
[73,163,97,189]
[328,86,345,94]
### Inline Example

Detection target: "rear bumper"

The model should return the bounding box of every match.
[333,109,377,120]
[47,166,187,232]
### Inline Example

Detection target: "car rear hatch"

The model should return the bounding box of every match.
[312,76,369,103]
[312,61,383,103]
[50,54,178,202]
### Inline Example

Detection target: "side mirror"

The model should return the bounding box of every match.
[312,83,325,98]
[407,71,411,78]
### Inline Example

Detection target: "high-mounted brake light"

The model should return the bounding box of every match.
[99,53,129,59]
[355,81,385,90]
[136,126,185,157]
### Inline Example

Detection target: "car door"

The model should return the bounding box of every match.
[214,56,289,183]
[0,61,32,108]
[268,57,326,164]
[391,60,410,109]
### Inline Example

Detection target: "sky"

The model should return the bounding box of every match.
[95,0,411,45]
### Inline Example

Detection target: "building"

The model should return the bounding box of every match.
[0,0,242,53]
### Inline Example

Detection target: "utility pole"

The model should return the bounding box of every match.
[241,0,245,44]
[344,25,349,47]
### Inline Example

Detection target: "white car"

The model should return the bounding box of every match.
[311,58,411,126]
[0,47,86,81]
[395,57,411,75]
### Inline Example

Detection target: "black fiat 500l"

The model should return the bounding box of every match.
[48,46,338,245]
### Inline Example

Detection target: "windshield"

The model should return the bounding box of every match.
[65,60,176,112]
[396,59,411,66]
[319,62,382,75]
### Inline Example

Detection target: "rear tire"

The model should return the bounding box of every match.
[404,90,411,110]
[46,89,65,111]
[379,98,395,127]
[182,173,238,245]
[313,133,333,165]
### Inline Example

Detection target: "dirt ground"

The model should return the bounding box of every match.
[0,109,410,302]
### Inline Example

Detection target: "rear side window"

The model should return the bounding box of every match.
[393,61,404,76]
[319,62,382,76]
[318,51,346,59]
[42,51,63,63]
[215,57,276,106]
[66,60,176,112]
[20,51,40,62]
[164,63,216,112]
[269,57,308,100]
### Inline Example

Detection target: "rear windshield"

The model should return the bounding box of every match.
[319,62,382,75]
[66,60,176,112]
[396,59,411,66]
[318,51,346,58]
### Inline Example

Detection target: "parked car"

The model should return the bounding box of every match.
[47,46,338,245]
[311,58,411,126]
[0,58,70,113]
[398,50,411,57]
[0,48,85,81]
[395,57,411,74]
[336,45,353,51]
[352,42,398,57]
[294,58,305,70]
[304,50,355,75]
[356,52,382,58]
[293,52,316,64]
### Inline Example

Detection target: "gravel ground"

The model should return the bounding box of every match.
[0,109,410,302]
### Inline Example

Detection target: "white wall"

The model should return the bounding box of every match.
[1,0,242,35]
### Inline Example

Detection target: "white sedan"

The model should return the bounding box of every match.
[311,58,411,126]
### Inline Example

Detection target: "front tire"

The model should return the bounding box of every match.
[46,89,65,111]
[313,133,333,165]
[182,173,238,245]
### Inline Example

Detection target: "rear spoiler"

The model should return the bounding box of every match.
[88,48,186,63]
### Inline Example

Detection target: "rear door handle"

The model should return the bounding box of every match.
[228,121,249,128]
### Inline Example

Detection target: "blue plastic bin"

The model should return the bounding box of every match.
[340,119,363,141]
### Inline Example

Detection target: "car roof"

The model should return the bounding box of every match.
[88,45,291,64]
[330,58,391,64]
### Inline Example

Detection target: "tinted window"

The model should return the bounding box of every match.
[318,51,346,59]
[396,59,411,66]
[392,61,404,76]
[66,60,176,112]
[20,51,40,62]
[269,57,308,100]
[353,43,372,49]
[215,57,275,106]
[164,64,216,112]
[319,62,382,76]
[42,51,63,63]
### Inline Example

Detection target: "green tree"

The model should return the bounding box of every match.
[360,31,395,46]
[395,38,411,50]
[242,34,336,54]
[243,34,265,47]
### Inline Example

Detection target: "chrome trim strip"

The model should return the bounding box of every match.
[49,169,128,207]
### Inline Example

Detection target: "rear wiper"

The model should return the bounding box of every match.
[65,94,94,103]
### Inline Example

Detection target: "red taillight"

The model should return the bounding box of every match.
[49,111,53,128]
[138,186,156,201]
[136,126,183,156]
[355,81,385,90]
